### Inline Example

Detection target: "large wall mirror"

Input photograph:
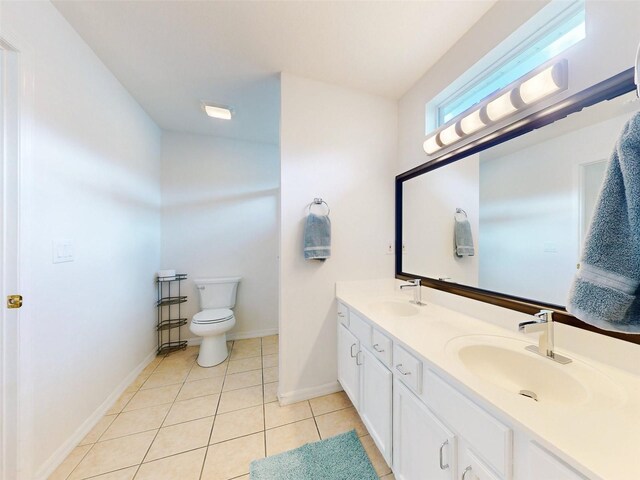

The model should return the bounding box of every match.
[396,69,638,343]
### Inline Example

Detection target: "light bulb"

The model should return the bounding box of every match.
[519,65,562,104]
[423,135,441,155]
[486,91,517,121]
[439,124,461,145]
[460,109,485,134]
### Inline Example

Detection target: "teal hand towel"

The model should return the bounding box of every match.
[454,216,474,257]
[567,112,640,332]
[304,213,331,260]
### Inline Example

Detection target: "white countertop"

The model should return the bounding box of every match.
[336,279,640,480]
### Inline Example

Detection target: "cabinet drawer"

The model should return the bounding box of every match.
[349,310,372,345]
[337,302,350,326]
[371,329,392,367]
[393,344,423,394]
[425,370,512,479]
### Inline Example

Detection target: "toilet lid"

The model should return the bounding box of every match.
[193,308,234,324]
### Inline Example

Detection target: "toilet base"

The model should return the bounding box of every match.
[197,333,229,367]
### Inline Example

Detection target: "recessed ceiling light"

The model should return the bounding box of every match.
[203,103,233,120]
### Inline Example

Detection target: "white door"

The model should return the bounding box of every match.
[0,41,22,480]
[337,323,360,409]
[360,347,392,465]
[393,379,456,480]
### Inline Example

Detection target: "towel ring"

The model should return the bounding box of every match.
[307,198,330,216]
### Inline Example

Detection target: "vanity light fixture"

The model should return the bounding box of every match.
[459,109,486,135]
[203,103,233,120]
[423,59,568,155]
[518,64,566,104]
[485,91,518,122]
[423,135,442,155]
[439,123,462,145]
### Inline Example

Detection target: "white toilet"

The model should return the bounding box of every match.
[190,277,241,367]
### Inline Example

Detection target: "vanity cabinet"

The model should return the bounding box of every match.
[360,347,393,464]
[337,303,393,465]
[337,323,360,409]
[393,379,456,480]
[337,301,516,480]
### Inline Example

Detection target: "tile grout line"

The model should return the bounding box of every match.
[131,349,197,479]
[261,338,267,460]
[199,340,233,480]
[64,351,176,480]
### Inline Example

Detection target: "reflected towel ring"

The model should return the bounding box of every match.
[308,198,330,216]
[455,208,467,218]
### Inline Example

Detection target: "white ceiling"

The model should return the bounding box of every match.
[53,1,496,144]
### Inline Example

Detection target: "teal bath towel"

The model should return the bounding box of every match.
[304,213,331,260]
[567,111,640,332]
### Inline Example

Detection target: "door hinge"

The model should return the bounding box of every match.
[7,294,22,309]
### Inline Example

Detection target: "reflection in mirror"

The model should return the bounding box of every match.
[402,89,638,307]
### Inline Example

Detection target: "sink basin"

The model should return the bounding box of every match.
[369,301,419,317]
[447,335,625,407]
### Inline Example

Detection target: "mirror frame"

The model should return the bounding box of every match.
[395,68,640,345]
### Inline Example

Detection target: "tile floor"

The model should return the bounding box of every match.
[50,335,395,480]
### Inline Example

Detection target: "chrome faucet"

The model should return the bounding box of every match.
[518,310,571,364]
[400,278,426,306]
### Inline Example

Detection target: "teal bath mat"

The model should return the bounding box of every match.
[250,430,378,479]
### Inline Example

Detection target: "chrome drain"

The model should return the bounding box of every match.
[519,390,538,401]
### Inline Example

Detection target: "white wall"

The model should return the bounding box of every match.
[403,155,479,285]
[161,132,279,339]
[398,1,640,174]
[279,73,397,402]
[1,2,162,478]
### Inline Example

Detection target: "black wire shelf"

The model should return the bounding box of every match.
[157,341,187,356]
[157,296,187,307]
[157,318,188,331]
[156,274,187,356]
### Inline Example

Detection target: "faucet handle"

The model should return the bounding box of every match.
[534,309,554,322]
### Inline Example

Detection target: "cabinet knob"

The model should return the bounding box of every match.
[338,312,344,317]
[439,440,449,470]
[395,364,411,376]
[462,466,473,480]
[373,343,385,353]
[350,343,358,358]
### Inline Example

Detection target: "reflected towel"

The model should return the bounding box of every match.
[567,112,640,333]
[454,216,474,257]
[304,213,331,260]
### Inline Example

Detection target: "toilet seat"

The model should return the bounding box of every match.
[193,308,234,324]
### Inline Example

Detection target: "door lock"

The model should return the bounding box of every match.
[7,294,22,309]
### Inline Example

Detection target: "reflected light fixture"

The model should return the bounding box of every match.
[204,103,233,120]
[423,59,568,156]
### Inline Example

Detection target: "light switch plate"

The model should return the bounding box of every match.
[53,240,74,263]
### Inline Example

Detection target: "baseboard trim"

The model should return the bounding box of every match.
[34,349,157,480]
[186,327,279,347]
[278,381,343,406]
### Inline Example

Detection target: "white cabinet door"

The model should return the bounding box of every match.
[338,323,360,409]
[393,379,456,480]
[360,347,393,465]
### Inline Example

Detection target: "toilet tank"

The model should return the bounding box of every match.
[194,277,241,309]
